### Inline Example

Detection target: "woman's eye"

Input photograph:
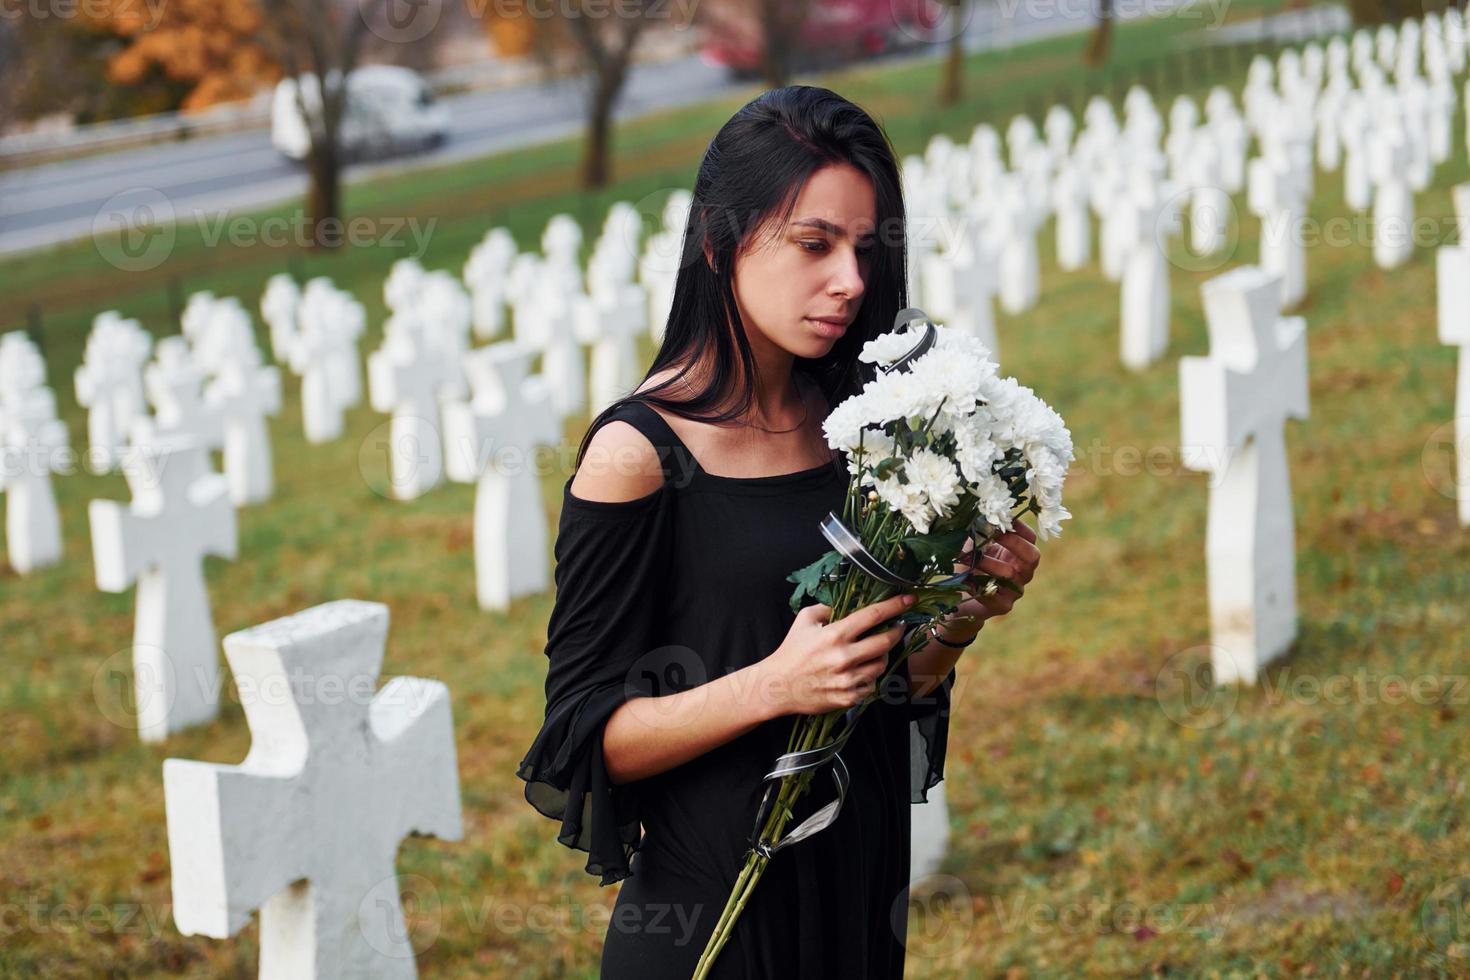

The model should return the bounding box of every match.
[798,240,827,252]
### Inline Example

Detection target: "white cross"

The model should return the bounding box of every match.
[0,331,46,408]
[1117,174,1179,371]
[260,274,302,364]
[920,233,999,359]
[133,338,225,462]
[1247,153,1309,308]
[987,175,1042,315]
[1179,266,1310,685]
[519,274,586,419]
[163,600,463,979]
[206,360,282,507]
[1,387,67,573]
[76,312,152,470]
[443,343,562,611]
[578,281,649,419]
[1435,183,1470,525]
[367,316,453,500]
[89,436,237,741]
[1368,124,1415,270]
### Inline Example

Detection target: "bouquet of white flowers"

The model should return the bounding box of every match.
[693,308,1075,979]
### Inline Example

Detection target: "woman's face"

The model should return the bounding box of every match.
[729,162,877,360]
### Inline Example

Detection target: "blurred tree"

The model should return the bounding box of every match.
[1083,0,1112,66]
[501,0,689,189]
[98,0,283,109]
[251,0,385,249]
[473,0,536,56]
[91,0,450,250]
[3,18,188,124]
[756,0,814,88]
[938,0,969,105]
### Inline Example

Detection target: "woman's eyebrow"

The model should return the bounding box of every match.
[791,217,876,240]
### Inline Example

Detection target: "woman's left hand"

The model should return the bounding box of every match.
[940,519,1042,640]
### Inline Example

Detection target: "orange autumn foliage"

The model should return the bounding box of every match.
[100,0,283,110]
[471,0,535,57]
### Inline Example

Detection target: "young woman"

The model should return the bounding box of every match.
[516,85,1041,978]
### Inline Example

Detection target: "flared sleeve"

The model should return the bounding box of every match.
[515,475,675,885]
[906,663,957,804]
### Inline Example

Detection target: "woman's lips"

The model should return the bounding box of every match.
[806,317,848,338]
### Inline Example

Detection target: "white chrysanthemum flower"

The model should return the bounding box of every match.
[825,313,1073,541]
[907,447,963,519]
[845,428,898,484]
[874,470,934,532]
[858,328,929,367]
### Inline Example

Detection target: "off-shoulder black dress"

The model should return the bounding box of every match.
[516,398,955,979]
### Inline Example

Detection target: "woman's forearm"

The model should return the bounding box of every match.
[603,661,783,785]
[906,620,974,700]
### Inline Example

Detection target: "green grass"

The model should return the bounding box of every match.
[6,2,1470,976]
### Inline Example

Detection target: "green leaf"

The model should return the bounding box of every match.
[900,528,972,568]
[786,550,843,613]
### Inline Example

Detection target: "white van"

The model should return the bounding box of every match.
[271,65,450,163]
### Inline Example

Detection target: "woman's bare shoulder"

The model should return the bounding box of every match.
[572,418,665,505]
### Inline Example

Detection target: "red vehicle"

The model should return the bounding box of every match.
[700,0,941,79]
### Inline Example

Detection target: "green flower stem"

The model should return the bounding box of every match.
[697,486,1037,977]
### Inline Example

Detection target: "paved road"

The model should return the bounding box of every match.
[0,0,1225,256]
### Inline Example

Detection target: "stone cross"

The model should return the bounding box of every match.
[1368,123,1415,270]
[578,281,648,420]
[1,387,67,573]
[1247,152,1309,309]
[133,337,225,463]
[443,343,561,611]
[367,316,453,500]
[164,600,463,979]
[89,437,237,741]
[1435,183,1470,525]
[75,311,152,470]
[206,358,282,507]
[1117,173,1179,371]
[1179,266,1310,685]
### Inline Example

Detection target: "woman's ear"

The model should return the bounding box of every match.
[703,241,718,274]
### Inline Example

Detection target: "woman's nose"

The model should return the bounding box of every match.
[829,246,865,299]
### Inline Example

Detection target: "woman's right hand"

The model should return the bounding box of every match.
[760,593,915,717]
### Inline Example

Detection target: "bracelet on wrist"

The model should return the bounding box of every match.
[930,627,975,649]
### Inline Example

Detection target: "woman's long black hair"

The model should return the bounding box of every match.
[573,84,908,471]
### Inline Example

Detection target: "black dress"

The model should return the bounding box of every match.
[516,398,956,979]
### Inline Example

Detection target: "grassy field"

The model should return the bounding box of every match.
[4,1,1470,976]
